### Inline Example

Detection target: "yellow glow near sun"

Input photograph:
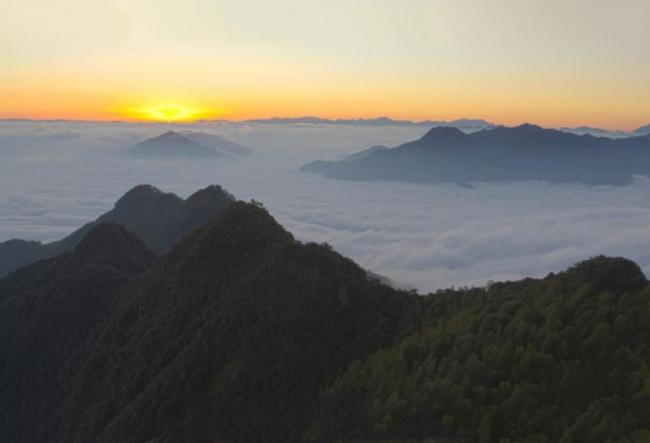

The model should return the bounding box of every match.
[122,104,215,122]
[148,106,189,121]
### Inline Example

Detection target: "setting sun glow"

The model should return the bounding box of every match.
[1,0,650,129]
[123,104,211,122]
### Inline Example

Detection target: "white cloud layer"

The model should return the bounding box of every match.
[2,120,650,292]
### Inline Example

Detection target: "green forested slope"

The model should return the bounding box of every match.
[309,257,650,443]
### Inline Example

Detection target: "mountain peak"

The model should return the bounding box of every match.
[514,123,545,132]
[420,126,467,143]
[563,255,647,294]
[114,184,177,210]
[202,201,291,245]
[186,185,235,207]
[148,130,186,142]
[168,201,293,266]
[129,131,222,158]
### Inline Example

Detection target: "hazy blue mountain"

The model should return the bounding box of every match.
[243,116,494,131]
[128,130,222,158]
[0,184,234,277]
[179,130,251,156]
[343,144,389,161]
[634,124,650,135]
[302,124,650,185]
[560,125,631,138]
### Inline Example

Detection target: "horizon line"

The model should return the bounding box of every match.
[0,116,647,133]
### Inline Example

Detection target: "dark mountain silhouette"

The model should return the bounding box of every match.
[302,123,650,185]
[634,124,650,136]
[179,130,251,156]
[128,131,223,158]
[0,199,648,442]
[0,184,234,277]
[0,201,414,443]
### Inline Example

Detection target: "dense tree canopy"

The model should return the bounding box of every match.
[1,201,648,443]
[308,257,650,443]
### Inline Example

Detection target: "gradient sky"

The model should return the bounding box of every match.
[2,0,649,129]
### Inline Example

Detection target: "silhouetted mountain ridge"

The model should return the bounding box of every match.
[302,123,650,185]
[0,184,235,277]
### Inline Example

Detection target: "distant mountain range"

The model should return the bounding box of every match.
[237,117,650,137]
[128,131,249,158]
[242,116,496,132]
[4,117,650,138]
[302,123,650,185]
[560,126,632,138]
[0,184,234,277]
[1,192,649,442]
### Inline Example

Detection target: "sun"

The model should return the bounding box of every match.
[123,103,212,122]
[148,106,190,121]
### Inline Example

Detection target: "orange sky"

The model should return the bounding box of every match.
[2,0,650,130]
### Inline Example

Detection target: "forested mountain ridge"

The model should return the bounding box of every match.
[0,184,234,277]
[302,124,650,185]
[1,198,649,442]
[308,256,650,443]
[0,201,415,443]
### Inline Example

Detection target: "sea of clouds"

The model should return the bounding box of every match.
[2,120,650,292]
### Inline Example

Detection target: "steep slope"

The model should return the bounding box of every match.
[128,131,223,158]
[0,184,235,277]
[0,223,155,441]
[309,256,650,442]
[1,202,415,443]
[302,124,650,185]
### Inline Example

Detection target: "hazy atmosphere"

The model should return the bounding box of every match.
[3,1,650,442]
[3,120,650,291]
[3,0,650,128]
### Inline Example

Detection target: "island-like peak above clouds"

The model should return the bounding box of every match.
[419,126,468,143]
[128,130,223,158]
[301,124,650,185]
